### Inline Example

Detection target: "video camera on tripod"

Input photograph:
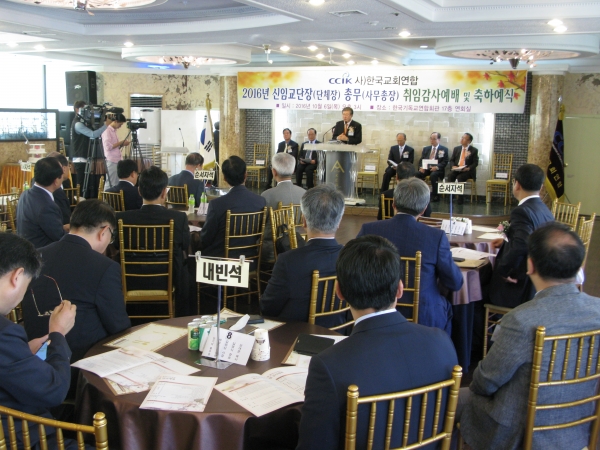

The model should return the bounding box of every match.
[126,118,147,131]
[79,103,124,130]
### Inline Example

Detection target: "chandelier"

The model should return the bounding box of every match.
[158,56,229,69]
[475,49,553,69]
[6,0,159,9]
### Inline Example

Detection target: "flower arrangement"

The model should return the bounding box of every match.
[497,220,511,237]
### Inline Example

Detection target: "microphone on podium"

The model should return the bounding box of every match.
[323,126,335,142]
[179,128,185,148]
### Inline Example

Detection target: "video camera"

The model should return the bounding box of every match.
[127,118,147,131]
[79,103,124,130]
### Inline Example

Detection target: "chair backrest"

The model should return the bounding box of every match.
[0,405,109,450]
[166,185,189,207]
[0,223,6,232]
[552,199,582,230]
[308,270,354,332]
[151,145,162,167]
[417,216,443,228]
[102,190,125,212]
[63,184,81,210]
[253,143,270,165]
[224,207,268,268]
[361,150,380,172]
[523,326,600,450]
[491,153,513,180]
[0,193,17,231]
[381,194,394,220]
[270,206,297,260]
[396,251,422,324]
[97,176,105,200]
[278,202,306,234]
[577,213,596,269]
[345,365,462,450]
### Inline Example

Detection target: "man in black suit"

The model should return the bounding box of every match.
[297,235,459,450]
[22,200,130,364]
[296,127,320,189]
[416,132,449,202]
[447,133,479,205]
[48,152,72,227]
[260,184,345,328]
[168,152,205,207]
[105,159,143,210]
[200,156,266,258]
[265,128,299,190]
[117,166,192,317]
[381,133,414,191]
[377,162,431,220]
[332,107,362,145]
[17,157,67,248]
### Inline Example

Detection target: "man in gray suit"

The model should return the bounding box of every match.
[459,222,600,450]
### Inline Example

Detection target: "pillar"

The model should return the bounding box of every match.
[219,76,246,187]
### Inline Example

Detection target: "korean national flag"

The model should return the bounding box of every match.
[200,114,214,153]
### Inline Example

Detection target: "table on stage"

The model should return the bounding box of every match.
[75,318,339,450]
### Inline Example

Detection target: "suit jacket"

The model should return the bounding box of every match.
[357,214,463,333]
[260,238,344,328]
[461,284,600,450]
[22,234,131,363]
[276,140,299,160]
[489,197,554,307]
[53,186,71,225]
[387,145,414,165]
[199,184,267,258]
[17,185,66,248]
[297,312,458,450]
[377,188,431,220]
[168,170,205,207]
[332,120,362,145]
[298,140,321,166]
[449,145,479,177]
[106,180,143,211]
[418,145,449,173]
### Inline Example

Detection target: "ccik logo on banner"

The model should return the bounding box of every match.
[328,73,352,84]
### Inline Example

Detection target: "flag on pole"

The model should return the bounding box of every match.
[200,114,214,153]
[544,104,565,201]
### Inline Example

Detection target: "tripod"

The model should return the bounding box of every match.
[123,128,147,172]
[82,137,109,198]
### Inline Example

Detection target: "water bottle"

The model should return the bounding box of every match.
[188,194,195,213]
[22,181,29,191]
[198,192,208,215]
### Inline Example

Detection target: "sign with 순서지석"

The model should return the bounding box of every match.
[438,182,465,195]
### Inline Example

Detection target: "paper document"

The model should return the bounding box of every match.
[282,334,347,366]
[477,232,505,240]
[215,367,308,416]
[451,247,495,260]
[104,323,187,352]
[140,374,217,412]
[190,225,202,232]
[387,160,398,167]
[72,347,164,378]
[422,158,437,169]
[471,225,500,233]
[452,165,467,171]
[220,308,285,332]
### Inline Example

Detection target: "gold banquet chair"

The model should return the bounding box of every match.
[63,184,81,211]
[523,326,600,449]
[381,194,394,220]
[482,304,513,358]
[278,202,307,242]
[417,216,443,228]
[246,143,270,188]
[97,176,105,200]
[552,199,581,230]
[356,149,380,196]
[0,405,108,450]
[397,252,422,324]
[486,153,513,206]
[0,193,17,232]
[270,205,297,261]
[308,270,354,332]
[577,213,596,270]
[166,185,189,209]
[345,365,463,450]
[102,190,125,212]
[118,219,175,319]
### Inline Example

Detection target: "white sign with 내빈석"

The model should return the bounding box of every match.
[196,257,250,288]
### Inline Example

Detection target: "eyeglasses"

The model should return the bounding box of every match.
[30,275,64,317]
[105,226,116,244]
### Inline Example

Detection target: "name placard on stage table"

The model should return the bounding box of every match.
[438,182,466,195]
[194,169,215,181]
[20,161,32,172]
[441,220,467,235]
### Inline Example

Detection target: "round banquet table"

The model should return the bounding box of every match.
[75,318,339,450]
[448,230,501,255]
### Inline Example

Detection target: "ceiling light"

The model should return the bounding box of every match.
[308,45,318,51]
[475,49,553,69]
[280,45,290,52]
[263,44,273,64]
[6,42,18,48]
[554,25,567,33]
[398,30,411,38]
[159,56,227,69]
[124,41,134,47]
[308,0,324,5]
[342,53,351,58]
[420,45,428,48]
[34,44,45,50]
[347,60,355,65]
[371,59,378,65]
[547,19,563,27]
[328,47,334,65]
[316,53,324,59]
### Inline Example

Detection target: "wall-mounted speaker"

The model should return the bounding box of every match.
[65,71,97,106]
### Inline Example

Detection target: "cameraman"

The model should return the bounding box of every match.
[70,100,111,197]
[101,113,130,188]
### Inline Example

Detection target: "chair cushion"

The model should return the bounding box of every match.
[126,290,169,296]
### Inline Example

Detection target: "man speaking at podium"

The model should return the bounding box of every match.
[332,107,362,145]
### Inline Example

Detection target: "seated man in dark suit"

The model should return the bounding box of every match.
[17,157,67,248]
[117,166,191,317]
[265,128,299,190]
[0,233,78,449]
[381,133,414,191]
[297,235,458,450]
[358,178,463,334]
[22,199,130,364]
[415,132,449,202]
[260,184,344,327]
[377,162,431,220]
[447,133,479,205]
[105,159,143,210]
[296,127,320,189]
[168,152,205,207]
[200,156,266,258]
[47,152,73,228]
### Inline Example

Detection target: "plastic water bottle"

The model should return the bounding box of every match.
[22,181,29,192]
[188,195,195,213]
[198,192,208,215]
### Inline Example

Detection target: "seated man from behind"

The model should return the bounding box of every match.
[22,199,131,363]
[260,184,344,328]
[357,178,462,334]
[377,161,431,220]
[200,156,266,258]
[297,235,458,450]
[459,222,600,450]
[117,166,191,316]
[17,157,67,248]
[105,159,143,210]
[47,151,72,227]
[0,233,78,449]
[168,152,205,207]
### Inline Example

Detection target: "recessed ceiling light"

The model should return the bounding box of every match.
[316,53,324,59]
[420,45,428,48]
[280,45,290,52]
[547,19,563,27]
[6,42,18,48]
[347,60,355,65]
[342,53,351,58]
[308,45,318,51]
[398,30,411,38]
[34,44,45,51]
[124,41,134,47]
[371,59,379,65]
[308,0,324,5]
[554,25,567,33]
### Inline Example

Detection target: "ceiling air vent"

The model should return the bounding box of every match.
[329,10,368,18]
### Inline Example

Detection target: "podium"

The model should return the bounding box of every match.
[309,143,370,205]
[159,147,189,177]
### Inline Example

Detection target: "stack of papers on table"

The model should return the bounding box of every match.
[220,308,285,332]
[104,323,187,352]
[282,334,348,367]
[140,374,217,412]
[451,247,494,269]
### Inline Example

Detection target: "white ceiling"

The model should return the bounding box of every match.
[1,0,600,73]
